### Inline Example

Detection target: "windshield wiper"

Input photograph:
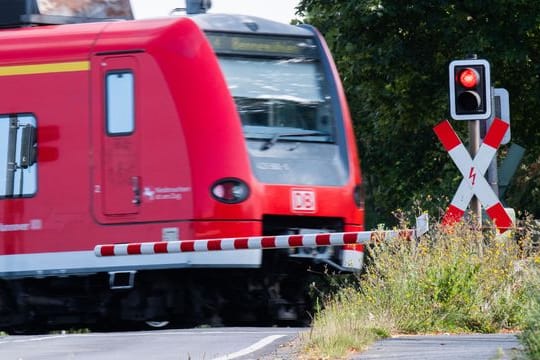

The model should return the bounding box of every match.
[260,131,328,151]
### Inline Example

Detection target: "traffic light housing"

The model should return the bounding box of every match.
[449,59,491,120]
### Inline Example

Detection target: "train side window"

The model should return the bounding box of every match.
[0,114,37,198]
[106,71,134,135]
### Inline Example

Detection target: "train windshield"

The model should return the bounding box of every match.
[207,33,335,143]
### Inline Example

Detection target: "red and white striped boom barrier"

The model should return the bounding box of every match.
[94,221,429,257]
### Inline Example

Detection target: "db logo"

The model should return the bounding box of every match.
[291,189,316,213]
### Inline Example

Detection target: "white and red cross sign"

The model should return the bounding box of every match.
[433,118,513,232]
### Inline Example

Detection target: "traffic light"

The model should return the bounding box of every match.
[449,59,491,120]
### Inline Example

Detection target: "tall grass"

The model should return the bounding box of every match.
[520,275,540,359]
[303,218,539,359]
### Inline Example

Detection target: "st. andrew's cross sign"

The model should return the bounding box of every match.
[433,118,513,232]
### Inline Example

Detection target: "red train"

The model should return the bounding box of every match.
[0,0,364,330]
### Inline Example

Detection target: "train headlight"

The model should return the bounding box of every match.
[353,184,365,208]
[211,178,250,204]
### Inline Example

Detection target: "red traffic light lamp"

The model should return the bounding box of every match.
[458,68,479,88]
[449,59,491,120]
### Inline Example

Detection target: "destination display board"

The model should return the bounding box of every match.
[206,32,318,58]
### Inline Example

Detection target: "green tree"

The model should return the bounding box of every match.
[296,0,540,227]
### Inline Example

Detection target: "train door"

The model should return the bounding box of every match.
[92,56,141,218]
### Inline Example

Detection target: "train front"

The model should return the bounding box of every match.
[192,14,365,273]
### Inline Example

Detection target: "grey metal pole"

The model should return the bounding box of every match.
[486,88,499,198]
[487,159,499,196]
[468,119,482,227]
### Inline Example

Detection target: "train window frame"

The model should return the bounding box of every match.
[105,70,135,136]
[0,113,38,198]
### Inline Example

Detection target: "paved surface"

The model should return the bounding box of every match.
[0,327,302,360]
[352,333,522,360]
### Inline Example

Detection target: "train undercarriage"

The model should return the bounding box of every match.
[0,251,329,333]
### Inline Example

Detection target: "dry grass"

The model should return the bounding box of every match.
[302,217,540,359]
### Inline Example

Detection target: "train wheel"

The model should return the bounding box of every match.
[144,321,170,329]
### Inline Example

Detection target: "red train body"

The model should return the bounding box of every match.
[0,7,363,329]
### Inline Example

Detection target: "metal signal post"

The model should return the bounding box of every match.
[448,58,493,226]
[468,120,482,223]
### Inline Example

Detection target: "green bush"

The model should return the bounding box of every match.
[296,0,540,227]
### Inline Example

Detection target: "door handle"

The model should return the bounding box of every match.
[131,176,141,205]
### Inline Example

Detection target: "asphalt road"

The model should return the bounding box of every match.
[0,327,303,360]
[352,333,523,360]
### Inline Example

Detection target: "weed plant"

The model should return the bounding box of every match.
[303,216,540,359]
[520,275,540,360]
